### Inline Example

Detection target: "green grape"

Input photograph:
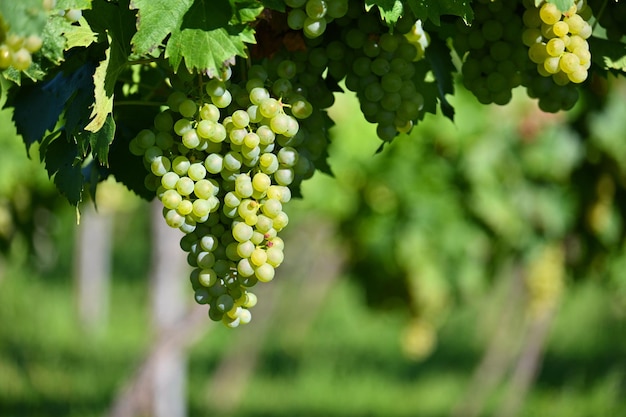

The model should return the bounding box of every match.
[161,172,180,189]
[161,189,183,210]
[178,99,197,118]
[204,153,224,174]
[255,263,275,282]
[177,200,193,216]
[539,3,561,25]
[303,17,326,38]
[176,177,195,196]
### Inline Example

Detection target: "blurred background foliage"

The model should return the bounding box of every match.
[0,75,625,417]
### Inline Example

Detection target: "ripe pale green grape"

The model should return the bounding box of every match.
[204,153,224,174]
[255,263,275,282]
[182,130,201,149]
[274,168,294,186]
[232,110,250,128]
[546,38,565,57]
[250,248,268,267]
[176,200,193,216]
[236,240,255,258]
[188,163,207,181]
[161,189,182,209]
[539,3,561,25]
[224,152,243,171]
[176,177,195,196]
[232,222,254,243]
[559,52,580,73]
[164,209,186,228]
[193,199,212,218]
[273,212,289,231]
[161,172,180,189]
[266,247,284,267]
[151,156,171,176]
[212,90,232,108]
[261,199,282,218]
[270,113,290,134]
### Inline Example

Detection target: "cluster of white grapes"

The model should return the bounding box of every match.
[0,15,43,71]
[521,0,593,112]
[285,0,349,38]
[129,68,317,326]
[453,0,529,105]
[524,1,592,85]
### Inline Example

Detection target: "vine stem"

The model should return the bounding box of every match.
[127,57,162,66]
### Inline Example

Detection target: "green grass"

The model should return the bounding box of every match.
[1,261,625,417]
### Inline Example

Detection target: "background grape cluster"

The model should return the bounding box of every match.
[0,15,42,71]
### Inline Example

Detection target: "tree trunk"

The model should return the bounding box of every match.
[149,200,189,417]
[74,204,113,332]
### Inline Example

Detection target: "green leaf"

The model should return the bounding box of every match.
[56,0,93,9]
[259,0,285,12]
[406,0,473,25]
[424,35,455,120]
[63,17,98,50]
[166,0,261,74]
[129,0,195,55]
[0,0,48,37]
[540,0,576,12]
[588,36,626,74]
[41,16,72,64]
[85,34,114,132]
[84,114,115,165]
[43,132,85,205]
[8,63,95,148]
[82,0,136,133]
[365,0,404,25]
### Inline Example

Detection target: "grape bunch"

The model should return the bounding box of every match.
[331,10,428,141]
[453,0,529,105]
[129,56,334,326]
[521,0,593,112]
[285,0,349,38]
[0,15,43,71]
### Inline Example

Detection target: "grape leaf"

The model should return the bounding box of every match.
[85,114,115,165]
[41,16,72,64]
[8,62,95,148]
[424,35,455,120]
[165,0,261,74]
[82,0,136,132]
[85,34,114,132]
[56,0,93,9]
[406,0,473,25]
[0,0,48,37]
[588,37,626,74]
[63,17,98,50]
[43,131,85,205]
[260,0,285,12]
[129,0,195,56]
[365,0,404,25]
[539,0,576,12]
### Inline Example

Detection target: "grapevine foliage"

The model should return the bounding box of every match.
[0,0,625,326]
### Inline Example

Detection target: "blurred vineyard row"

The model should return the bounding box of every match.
[0,75,624,416]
